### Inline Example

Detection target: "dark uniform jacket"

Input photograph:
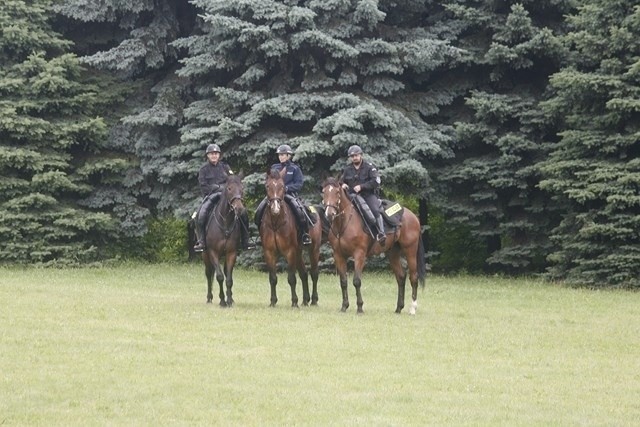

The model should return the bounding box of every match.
[271,160,304,195]
[341,161,381,196]
[198,161,232,197]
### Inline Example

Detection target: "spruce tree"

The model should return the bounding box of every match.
[432,0,573,273]
[54,0,198,227]
[170,0,459,217]
[0,0,115,264]
[540,0,640,287]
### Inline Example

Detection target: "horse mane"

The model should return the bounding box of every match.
[226,174,242,185]
[322,177,340,187]
[268,168,281,180]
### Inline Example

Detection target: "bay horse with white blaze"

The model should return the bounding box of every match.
[202,174,247,307]
[259,169,322,307]
[321,177,426,314]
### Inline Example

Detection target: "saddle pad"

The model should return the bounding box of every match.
[381,200,403,225]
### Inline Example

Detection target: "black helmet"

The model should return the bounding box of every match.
[347,145,363,156]
[206,144,221,154]
[276,144,293,155]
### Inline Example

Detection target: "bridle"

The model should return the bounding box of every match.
[322,184,344,219]
[266,180,285,215]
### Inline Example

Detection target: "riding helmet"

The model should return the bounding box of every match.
[206,143,221,154]
[276,144,293,155]
[347,144,363,156]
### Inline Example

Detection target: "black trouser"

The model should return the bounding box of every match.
[353,192,384,238]
[195,192,220,244]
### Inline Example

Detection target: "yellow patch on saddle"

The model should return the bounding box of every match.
[308,205,317,214]
[385,203,402,216]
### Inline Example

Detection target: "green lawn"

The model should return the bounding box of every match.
[1,264,639,425]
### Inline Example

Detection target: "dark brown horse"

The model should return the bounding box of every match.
[202,174,247,307]
[259,169,322,307]
[321,177,426,314]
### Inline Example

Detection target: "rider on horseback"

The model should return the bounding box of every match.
[340,144,386,245]
[193,144,253,253]
[254,144,312,246]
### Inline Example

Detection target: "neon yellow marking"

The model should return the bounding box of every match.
[308,206,317,214]
[385,203,402,216]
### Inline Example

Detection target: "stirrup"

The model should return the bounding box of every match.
[193,242,205,253]
[302,234,312,245]
[243,241,256,250]
[376,233,386,244]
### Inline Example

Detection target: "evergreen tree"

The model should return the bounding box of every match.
[54,0,198,228]
[432,0,573,273]
[169,0,460,218]
[0,0,116,264]
[540,0,640,287]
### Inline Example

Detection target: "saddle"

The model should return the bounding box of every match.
[349,196,403,232]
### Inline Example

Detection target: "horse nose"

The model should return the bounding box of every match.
[325,207,334,220]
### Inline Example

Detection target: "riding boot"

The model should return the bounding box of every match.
[296,206,311,245]
[375,215,386,245]
[301,219,311,246]
[193,209,207,253]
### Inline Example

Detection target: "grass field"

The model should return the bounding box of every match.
[1,263,639,425]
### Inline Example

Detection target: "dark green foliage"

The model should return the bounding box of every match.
[170,0,455,213]
[432,1,573,273]
[0,0,117,265]
[540,0,640,288]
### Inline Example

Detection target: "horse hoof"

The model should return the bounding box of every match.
[219,301,227,307]
[270,303,277,307]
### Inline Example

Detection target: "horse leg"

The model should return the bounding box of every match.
[286,252,299,308]
[352,252,366,314]
[224,250,238,307]
[296,253,310,306]
[333,254,349,312]
[309,244,320,306]
[215,261,226,307]
[387,247,407,313]
[204,256,214,304]
[309,236,322,305]
[404,244,420,315]
[264,249,278,307]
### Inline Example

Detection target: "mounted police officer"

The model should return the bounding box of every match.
[254,144,312,246]
[340,144,386,244]
[193,143,253,253]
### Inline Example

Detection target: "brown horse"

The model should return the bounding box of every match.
[202,174,247,307]
[321,177,426,314]
[259,169,322,307]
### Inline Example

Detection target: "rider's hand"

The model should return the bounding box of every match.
[353,185,361,193]
[341,183,349,190]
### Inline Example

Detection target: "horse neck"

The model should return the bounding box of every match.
[332,189,354,231]
[215,195,235,225]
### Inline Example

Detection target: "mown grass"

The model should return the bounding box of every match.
[1,264,639,425]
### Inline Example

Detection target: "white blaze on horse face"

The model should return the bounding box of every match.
[324,185,338,219]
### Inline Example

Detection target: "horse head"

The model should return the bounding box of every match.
[223,174,246,217]
[321,177,345,222]
[265,168,285,215]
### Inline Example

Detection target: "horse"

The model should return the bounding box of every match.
[202,174,247,307]
[259,169,322,307]
[321,177,426,314]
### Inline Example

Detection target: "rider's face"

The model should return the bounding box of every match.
[350,153,362,166]
[207,152,220,164]
[278,153,290,163]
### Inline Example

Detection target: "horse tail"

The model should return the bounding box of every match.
[417,235,427,288]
